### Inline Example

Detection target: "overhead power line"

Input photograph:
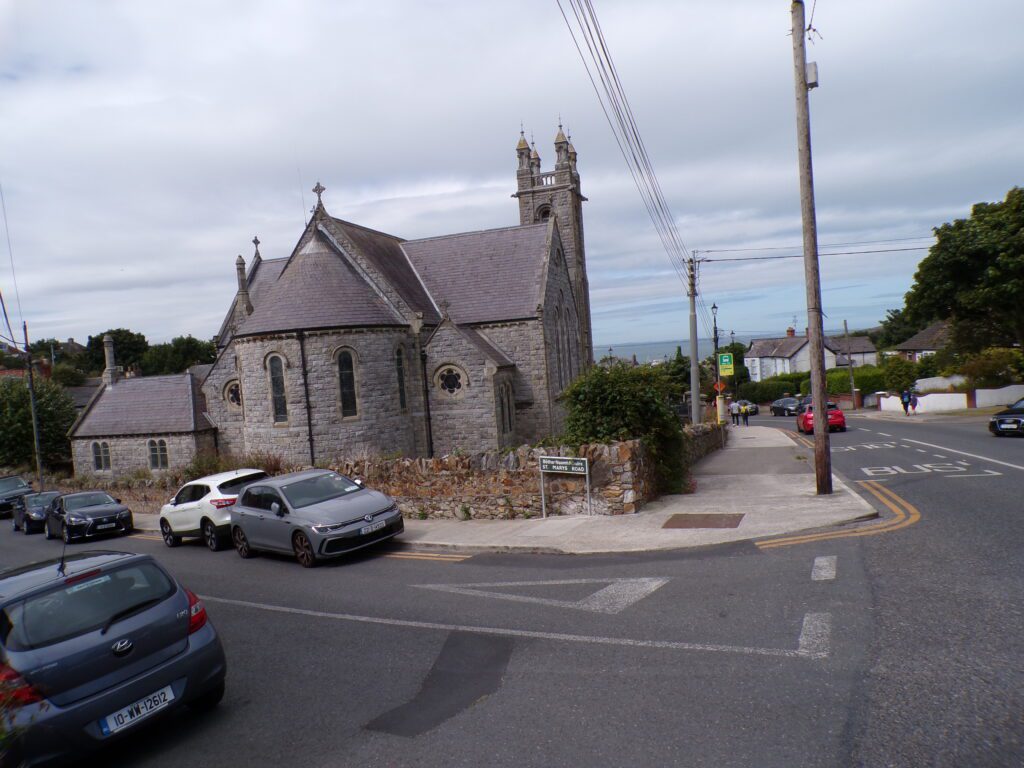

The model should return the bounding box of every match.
[702,245,929,263]
[701,235,934,255]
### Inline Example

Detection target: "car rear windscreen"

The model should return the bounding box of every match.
[0,562,175,651]
[218,472,269,494]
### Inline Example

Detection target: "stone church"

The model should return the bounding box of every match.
[70,129,594,477]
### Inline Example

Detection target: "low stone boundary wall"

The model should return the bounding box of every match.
[21,424,727,520]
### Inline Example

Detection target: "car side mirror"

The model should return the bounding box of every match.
[271,501,284,515]
[115,498,121,504]
[169,497,177,505]
[353,478,364,487]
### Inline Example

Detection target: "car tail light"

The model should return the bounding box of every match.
[185,588,208,634]
[0,663,44,707]
[210,498,235,509]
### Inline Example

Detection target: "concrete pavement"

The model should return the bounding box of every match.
[135,426,877,553]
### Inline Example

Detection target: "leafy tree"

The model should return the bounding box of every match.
[882,356,918,393]
[50,362,86,387]
[561,362,685,492]
[86,329,149,373]
[663,346,691,400]
[140,335,216,375]
[874,308,923,349]
[904,187,1024,352]
[0,377,76,468]
[959,347,1024,388]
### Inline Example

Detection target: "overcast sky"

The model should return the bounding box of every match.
[1,0,1022,351]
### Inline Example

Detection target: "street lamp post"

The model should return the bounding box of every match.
[712,303,726,423]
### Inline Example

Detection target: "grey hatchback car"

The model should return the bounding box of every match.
[231,469,404,567]
[0,551,226,766]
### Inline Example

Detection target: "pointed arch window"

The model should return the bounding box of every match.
[92,442,110,471]
[268,355,288,422]
[395,348,408,411]
[148,439,168,470]
[554,302,565,390]
[338,350,358,417]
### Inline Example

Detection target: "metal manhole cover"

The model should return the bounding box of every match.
[662,514,744,529]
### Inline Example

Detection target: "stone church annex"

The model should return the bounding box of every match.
[69,128,595,478]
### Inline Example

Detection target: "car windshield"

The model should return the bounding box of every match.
[1012,399,1024,409]
[218,471,269,494]
[280,473,362,509]
[25,492,59,509]
[0,562,174,651]
[65,493,116,511]
[0,477,28,493]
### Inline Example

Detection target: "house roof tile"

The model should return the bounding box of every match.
[72,373,213,438]
[895,320,950,351]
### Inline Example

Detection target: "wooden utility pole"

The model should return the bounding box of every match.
[791,0,832,494]
[844,319,857,411]
[687,254,702,424]
[23,322,44,491]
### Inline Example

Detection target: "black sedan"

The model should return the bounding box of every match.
[0,475,33,519]
[13,490,60,534]
[44,491,134,543]
[770,397,801,416]
[989,398,1024,436]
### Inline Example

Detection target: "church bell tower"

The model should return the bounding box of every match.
[513,126,593,365]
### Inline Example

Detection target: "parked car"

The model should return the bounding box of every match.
[231,469,404,568]
[13,491,60,535]
[988,398,1024,436]
[159,468,269,551]
[796,402,847,433]
[770,397,801,416]
[736,399,759,415]
[0,551,226,766]
[44,491,134,543]
[0,475,33,519]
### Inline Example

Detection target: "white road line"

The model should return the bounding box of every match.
[947,470,1003,478]
[933,454,947,459]
[811,556,837,581]
[413,578,670,615]
[904,439,1024,472]
[916,449,927,453]
[877,432,892,437]
[858,428,872,432]
[797,613,832,659]
[957,460,970,466]
[201,595,829,660]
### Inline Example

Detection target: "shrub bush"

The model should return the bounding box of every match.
[561,362,685,493]
[960,347,1024,387]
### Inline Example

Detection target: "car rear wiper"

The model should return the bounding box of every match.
[100,598,163,635]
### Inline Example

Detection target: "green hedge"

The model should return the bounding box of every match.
[738,365,888,403]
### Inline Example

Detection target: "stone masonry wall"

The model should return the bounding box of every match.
[71,432,211,480]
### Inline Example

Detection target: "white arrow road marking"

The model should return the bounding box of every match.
[200,595,829,659]
[811,556,837,581]
[413,578,670,614]
[904,439,1024,471]
[946,470,1003,478]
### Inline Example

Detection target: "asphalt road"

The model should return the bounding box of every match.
[1,410,1021,767]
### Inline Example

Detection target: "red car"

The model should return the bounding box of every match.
[796,402,847,433]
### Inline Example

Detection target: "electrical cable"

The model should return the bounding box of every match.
[701,246,929,262]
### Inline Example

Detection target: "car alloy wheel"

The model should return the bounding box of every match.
[292,531,317,568]
[22,519,31,535]
[233,527,255,559]
[161,519,181,548]
[203,520,223,552]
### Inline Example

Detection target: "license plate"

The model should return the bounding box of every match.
[97,522,117,529]
[100,685,174,735]
[360,519,387,536]
[1000,422,1018,430]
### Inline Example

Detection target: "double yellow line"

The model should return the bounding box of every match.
[384,550,471,563]
[756,480,921,549]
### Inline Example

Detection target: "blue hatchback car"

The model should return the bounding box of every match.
[0,551,226,766]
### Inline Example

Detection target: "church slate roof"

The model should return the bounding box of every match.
[71,374,213,438]
[454,325,515,367]
[326,217,440,323]
[217,257,287,347]
[235,241,401,336]
[402,224,550,324]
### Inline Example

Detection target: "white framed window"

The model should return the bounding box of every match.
[148,439,168,470]
[91,442,110,471]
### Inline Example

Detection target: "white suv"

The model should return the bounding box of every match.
[160,469,269,551]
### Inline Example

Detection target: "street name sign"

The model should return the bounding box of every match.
[538,455,591,517]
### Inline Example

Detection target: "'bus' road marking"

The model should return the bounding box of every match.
[811,556,837,581]
[200,595,831,660]
[903,439,1024,472]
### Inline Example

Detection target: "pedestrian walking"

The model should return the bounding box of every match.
[910,393,918,415]
[900,389,912,416]
[729,399,741,426]
[741,403,750,426]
